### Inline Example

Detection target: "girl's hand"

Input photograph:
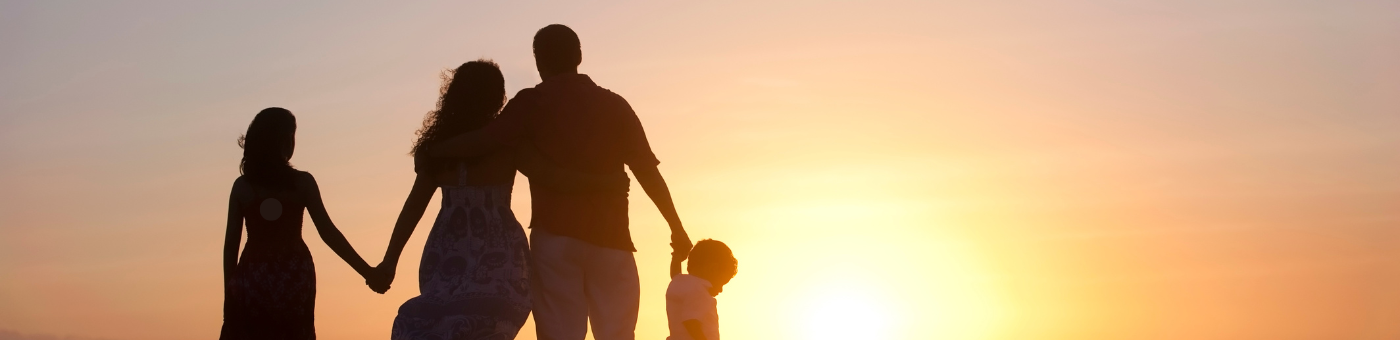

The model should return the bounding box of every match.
[366,262,395,294]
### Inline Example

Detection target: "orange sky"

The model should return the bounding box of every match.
[2,1,1399,340]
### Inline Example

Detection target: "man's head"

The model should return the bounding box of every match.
[687,239,738,296]
[533,24,582,78]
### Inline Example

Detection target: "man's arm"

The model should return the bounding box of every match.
[632,165,692,261]
[429,125,512,159]
[612,93,692,262]
[430,90,535,158]
[515,143,629,194]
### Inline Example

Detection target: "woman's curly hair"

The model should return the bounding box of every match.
[411,60,506,172]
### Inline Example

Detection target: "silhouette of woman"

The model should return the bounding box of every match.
[221,107,375,340]
[370,60,625,340]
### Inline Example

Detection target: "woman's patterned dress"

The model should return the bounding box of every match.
[392,164,531,340]
[222,189,317,340]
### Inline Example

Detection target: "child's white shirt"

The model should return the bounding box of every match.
[666,274,719,340]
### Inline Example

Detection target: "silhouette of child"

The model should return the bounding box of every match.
[666,239,737,340]
[221,108,376,339]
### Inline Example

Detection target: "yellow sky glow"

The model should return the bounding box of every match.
[2,1,1399,340]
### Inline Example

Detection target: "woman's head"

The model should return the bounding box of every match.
[411,60,506,158]
[688,239,738,290]
[238,107,298,189]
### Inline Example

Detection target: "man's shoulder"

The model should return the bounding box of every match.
[511,87,543,101]
[502,88,547,117]
[584,86,634,118]
[570,75,629,106]
[591,85,628,105]
[529,76,633,115]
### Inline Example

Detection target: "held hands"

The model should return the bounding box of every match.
[670,230,693,272]
[670,251,686,278]
[364,261,396,294]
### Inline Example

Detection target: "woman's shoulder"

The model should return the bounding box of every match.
[234,172,310,192]
[230,176,254,202]
[413,152,432,174]
[292,170,318,187]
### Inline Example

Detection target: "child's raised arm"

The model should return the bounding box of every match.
[297,173,374,284]
[671,255,684,278]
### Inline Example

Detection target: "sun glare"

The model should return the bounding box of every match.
[798,286,900,340]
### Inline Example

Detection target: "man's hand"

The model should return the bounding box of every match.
[671,230,693,264]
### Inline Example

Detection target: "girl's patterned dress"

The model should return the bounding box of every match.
[222,188,317,340]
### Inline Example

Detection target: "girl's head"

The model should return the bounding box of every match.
[688,239,738,294]
[238,107,298,190]
[411,60,507,159]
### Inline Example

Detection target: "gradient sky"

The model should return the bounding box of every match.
[2,1,1399,340]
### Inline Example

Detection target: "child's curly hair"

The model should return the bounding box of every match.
[688,239,737,281]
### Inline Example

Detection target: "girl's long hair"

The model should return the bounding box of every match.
[238,107,299,190]
[411,60,506,172]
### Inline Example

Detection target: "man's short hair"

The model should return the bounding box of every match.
[533,24,582,69]
[688,239,737,281]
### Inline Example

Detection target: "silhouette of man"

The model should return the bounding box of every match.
[431,24,692,340]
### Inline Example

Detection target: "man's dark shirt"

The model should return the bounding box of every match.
[485,74,659,251]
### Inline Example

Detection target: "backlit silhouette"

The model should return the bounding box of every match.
[369,60,627,340]
[666,239,737,340]
[429,24,694,340]
[221,107,376,339]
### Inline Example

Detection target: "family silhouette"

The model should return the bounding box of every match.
[220,25,736,340]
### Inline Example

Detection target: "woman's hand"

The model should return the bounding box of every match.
[378,173,435,293]
[366,261,395,294]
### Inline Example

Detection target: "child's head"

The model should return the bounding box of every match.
[688,239,737,294]
[238,107,298,189]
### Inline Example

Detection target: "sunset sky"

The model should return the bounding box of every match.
[2,1,1399,339]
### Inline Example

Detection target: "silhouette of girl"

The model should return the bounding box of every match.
[371,60,625,340]
[221,107,375,339]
